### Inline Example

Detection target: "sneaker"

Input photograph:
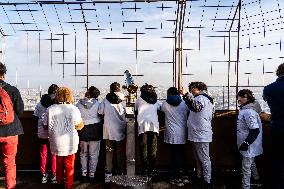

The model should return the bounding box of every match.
[182,176,190,184]
[41,173,48,184]
[89,172,95,183]
[50,174,57,184]
[89,176,95,183]
[202,181,213,189]
[105,172,112,183]
[81,176,88,183]
[170,179,184,187]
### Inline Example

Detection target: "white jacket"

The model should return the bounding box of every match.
[161,100,189,144]
[135,97,160,135]
[44,104,82,156]
[187,94,214,142]
[237,101,263,158]
[98,98,126,141]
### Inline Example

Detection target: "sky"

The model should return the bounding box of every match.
[0,0,283,91]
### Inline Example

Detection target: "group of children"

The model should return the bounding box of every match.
[33,81,263,189]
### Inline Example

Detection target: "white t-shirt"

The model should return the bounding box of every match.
[237,108,263,158]
[34,102,48,139]
[98,98,126,141]
[187,95,214,142]
[135,97,160,135]
[76,98,101,125]
[43,104,82,156]
[161,100,189,144]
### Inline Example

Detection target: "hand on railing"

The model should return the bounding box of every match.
[260,112,271,122]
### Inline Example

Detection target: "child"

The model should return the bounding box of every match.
[98,82,126,181]
[43,87,83,189]
[183,82,214,188]
[161,87,189,186]
[237,89,262,189]
[33,84,58,184]
[76,86,102,183]
[135,83,160,177]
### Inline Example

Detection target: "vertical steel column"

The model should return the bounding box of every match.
[0,29,4,63]
[228,31,231,109]
[177,0,186,90]
[38,33,41,65]
[74,32,77,76]
[51,33,53,70]
[177,1,183,90]
[86,31,89,89]
[236,1,241,110]
[228,2,239,110]
[81,3,89,89]
[174,2,180,88]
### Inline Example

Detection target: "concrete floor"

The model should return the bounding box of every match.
[0,171,263,189]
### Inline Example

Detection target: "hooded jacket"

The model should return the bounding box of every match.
[34,93,56,139]
[76,97,102,141]
[106,92,124,104]
[237,101,263,157]
[161,96,189,144]
[186,92,214,142]
[240,100,262,114]
[183,90,214,113]
[135,96,160,135]
[239,101,262,145]
[166,95,182,106]
[98,92,126,141]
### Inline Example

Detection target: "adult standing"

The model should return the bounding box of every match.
[183,82,214,189]
[263,63,284,189]
[0,62,24,189]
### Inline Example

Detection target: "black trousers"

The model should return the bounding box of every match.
[139,132,158,173]
[270,129,284,189]
[105,139,126,174]
[168,143,185,178]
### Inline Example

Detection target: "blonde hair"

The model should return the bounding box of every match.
[55,87,74,104]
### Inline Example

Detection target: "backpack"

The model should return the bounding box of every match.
[0,85,14,125]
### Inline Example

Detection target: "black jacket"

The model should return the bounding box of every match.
[263,76,284,131]
[0,80,24,137]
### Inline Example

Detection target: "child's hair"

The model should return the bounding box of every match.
[48,84,59,95]
[140,83,156,93]
[167,87,179,96]
[84,91,89,98]
[88,86,100,99]
[0,62,7,76]
[188,82,207,91]
[237,89,255,103]
[110,82,120,92]
[55,87,74,104]
[140,83,157,103]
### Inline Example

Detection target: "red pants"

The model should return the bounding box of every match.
[0,135,18,189]
[56,154,75,189]
[40,142,56,175]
